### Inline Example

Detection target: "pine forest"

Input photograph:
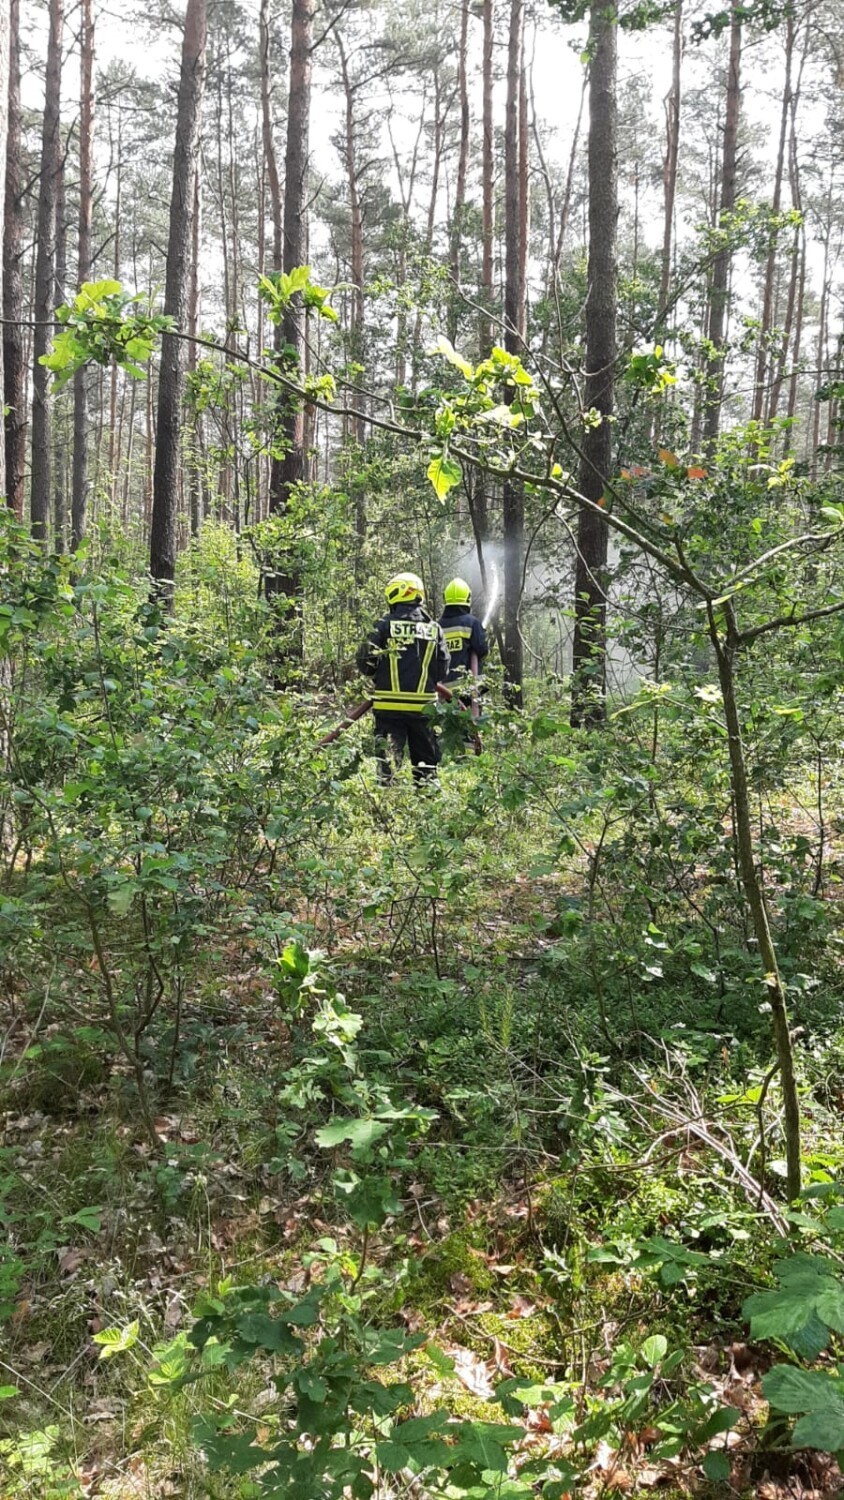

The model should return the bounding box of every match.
[4,0,844,1493]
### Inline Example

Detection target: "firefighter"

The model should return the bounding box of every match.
[356,572,450,783]
[439,577,488,718]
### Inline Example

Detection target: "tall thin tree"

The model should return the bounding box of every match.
[657,0,682,329]
[447,0,470,345]
[480,0,494,359]
[501,0,526,701]
[71,0,94,549]
[702,7,741,448]
[0,0,12,504]
[150,0,208,597]
[571,0,617,727]
[30,0,64,540]
[267,0,314,613]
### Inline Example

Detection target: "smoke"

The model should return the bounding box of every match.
[449,536,644,693]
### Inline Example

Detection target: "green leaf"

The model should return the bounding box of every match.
[375,1441,411,1473]
[695,1405,740,1441]
[296,1370,327,1402]
[77,278,122,307]
[702,1451,731,1482]
[60,1205,103,1233]
[788,1312,830,1362]
[93,1320,139,1359]
[640,1335,667,1367]
[346,1175,401,1229]
[762,1366,844,1416]
[792,1407,844,1450]
[236,1312,302,1353]
[424,1343,456,1377]
[315,1117,391,1150]
[427,455,462,501]
[475,403,524,428]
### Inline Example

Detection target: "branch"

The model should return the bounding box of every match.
[741,595,844,645]
[719,528,838,592]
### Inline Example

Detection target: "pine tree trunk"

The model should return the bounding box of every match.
[752,11,792,424]
[259,0,283,272]
[0,0,10,507]
[767,16,808,430]
[447,0,470,345]
[657,0,682,329]
[411,45,449,388]
[702,8,741,448]
[784,231,806,453]
[267,0,314,623]
[480,0,494,358]
[337,34,366,459]
[150,0,207,599]
[53,149,67,551]
[810,226,830,480]
[501,0,526,703]
[1,0,19,513]
[187,164,201,536]
[571,0,616,728]
[259,0,283,519]
[108,100,122,508]
[0,0,9,858]
[71,0,94,549]
[30,0,64,541]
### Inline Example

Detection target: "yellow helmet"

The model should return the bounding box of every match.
[385,572,425,606]
[444,577,472,607]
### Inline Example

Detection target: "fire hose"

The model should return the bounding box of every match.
[318,682,482,754]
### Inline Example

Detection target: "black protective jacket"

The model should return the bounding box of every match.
[439,605,488,682]
[356,603,450,714]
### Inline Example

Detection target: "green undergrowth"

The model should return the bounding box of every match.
[3,530,844,1492]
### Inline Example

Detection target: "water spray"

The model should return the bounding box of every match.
[482,561,501,630]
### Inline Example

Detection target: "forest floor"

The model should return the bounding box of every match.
[3,749,844,1498]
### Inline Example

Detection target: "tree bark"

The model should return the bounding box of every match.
[752,9,792,425]
[150,0,207,599]
[657,0,682,329]
[53,146,67,550]
[30,0,64,541]
[480,0,494,359]
[0,0,10,504]
[107,98,122,508]
[0,0,9,860]
[783,229,806,453]
[336,34,366,454]
[71,0,94,549]
[2,0,23,519]
[447,0,470,346]
[571,0,617,728]
[259,0,283,274]
[267,0,314,621]
[187,163,201,536]
[810,222,830,480]
[767,16,809,430]
[502,0,526,702]
[702,7,741,449]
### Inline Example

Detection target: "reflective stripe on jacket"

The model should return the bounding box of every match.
[439,605,488,680]
[356,604,450,713]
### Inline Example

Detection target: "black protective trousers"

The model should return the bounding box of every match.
[373,712,441,783]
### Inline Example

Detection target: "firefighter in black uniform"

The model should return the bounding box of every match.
[356,572,450,783]
[439,577,488,718]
